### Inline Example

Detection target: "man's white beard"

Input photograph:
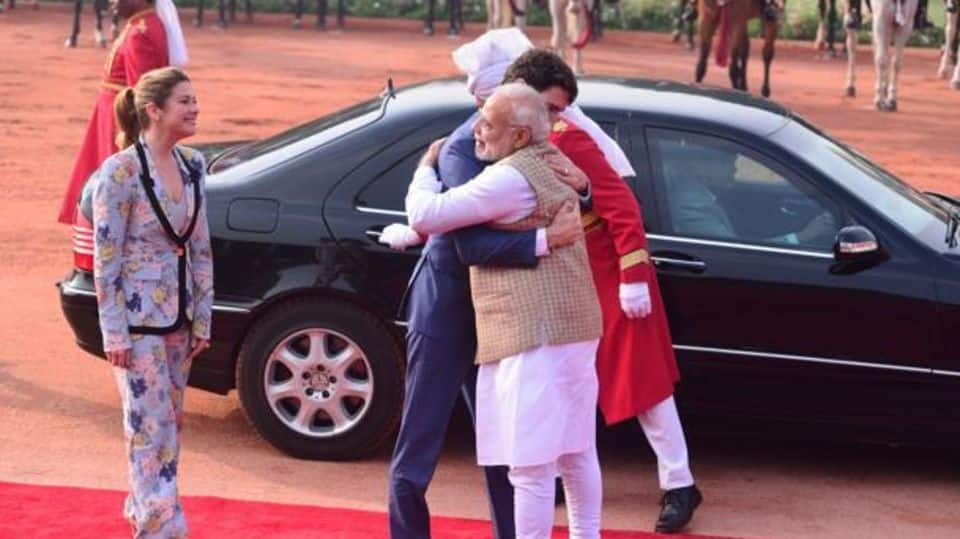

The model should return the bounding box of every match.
[475,140,514,162]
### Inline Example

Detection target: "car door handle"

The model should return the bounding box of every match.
[651,253,707,273]
[365,228,383,240]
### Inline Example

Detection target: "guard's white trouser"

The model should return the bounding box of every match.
[637,396,695,490]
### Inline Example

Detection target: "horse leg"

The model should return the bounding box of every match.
[217,0,228,28]
[446,0,459,35]
[886,2,918,110]
[741,30,751,91]
[696,6,717,84]
[872,9,889,109]
[337,0,345,28]
[826,0,838,57]
[549,0,567,59]
[426,0,437,34]
[952,11,960,89]
[485,0,496,30]
[66,0,82,48]
[673,0,687,42]
[292,0,302,28]
[516,0,528,31]
[816,0,827,49]
[94,0,106,47]
[196,0,205,27]
[246,0,253,23]
[729,29,747,90]
[317,0,327,30]
[761,20,777,97]
[844,0,858,95]
[939,8,958,79]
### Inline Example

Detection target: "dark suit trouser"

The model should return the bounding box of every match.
[388,330,515,539]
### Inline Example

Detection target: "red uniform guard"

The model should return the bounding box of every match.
[57,8,169,225]
[550,119,680,424]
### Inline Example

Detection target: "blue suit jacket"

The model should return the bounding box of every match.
[401,113,538,340]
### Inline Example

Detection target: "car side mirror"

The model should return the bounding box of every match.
[831,225,886,274]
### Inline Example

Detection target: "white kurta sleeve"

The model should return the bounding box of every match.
[406,164,535,235]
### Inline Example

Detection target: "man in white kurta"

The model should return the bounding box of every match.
[406,83,604,538]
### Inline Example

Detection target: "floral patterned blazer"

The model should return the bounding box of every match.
[92,139,214,352]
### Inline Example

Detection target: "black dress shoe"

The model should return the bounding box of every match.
[655,485,702,534]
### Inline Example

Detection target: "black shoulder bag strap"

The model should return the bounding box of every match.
[128,141,203,335]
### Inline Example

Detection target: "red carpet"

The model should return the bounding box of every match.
[0,480,734,538]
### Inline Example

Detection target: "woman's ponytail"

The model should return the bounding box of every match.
[114,87,140,150]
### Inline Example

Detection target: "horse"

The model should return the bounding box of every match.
[65,0,117,49]
[844,0,918,110]
[938,0,959,88]
[549,0,594,74]
[424,0,464,35]
[695,0,784,97]
[673,0,697,50]
[194,0,253,28]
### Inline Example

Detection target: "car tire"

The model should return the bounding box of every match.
[236,297,404,460]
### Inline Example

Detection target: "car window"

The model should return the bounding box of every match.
[356,146,426,212]
[647,128,841,251]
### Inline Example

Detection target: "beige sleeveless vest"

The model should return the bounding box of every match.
[470,142,603,365]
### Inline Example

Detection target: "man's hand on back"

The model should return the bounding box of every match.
[542,150,589,193]
[419,138,447,169]
[546,200,582,251]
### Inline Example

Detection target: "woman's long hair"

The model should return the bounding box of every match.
[113,67,191,150]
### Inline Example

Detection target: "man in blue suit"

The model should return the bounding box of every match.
[383,29,589,539]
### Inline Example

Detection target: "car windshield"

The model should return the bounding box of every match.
[209,97,383,175]
[771,116,953,250]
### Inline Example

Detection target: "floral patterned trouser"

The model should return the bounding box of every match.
[114,330,193,538]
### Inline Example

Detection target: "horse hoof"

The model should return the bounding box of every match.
[671,30,681,43]
[423,25,434,36]
[815,39,826,51]
[193,17,203,27]
[64,36,77,49]
[885,100,898,112]
[292,18,301,29]
[845,86,856,97]
[762,87,771,98]
[951,80,960,91]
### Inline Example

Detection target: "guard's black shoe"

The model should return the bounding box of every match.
[655,485,703,534]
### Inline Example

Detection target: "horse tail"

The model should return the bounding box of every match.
[715,4,730,67]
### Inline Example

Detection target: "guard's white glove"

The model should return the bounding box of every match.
[378,223,424,251]
[619,282,652,319]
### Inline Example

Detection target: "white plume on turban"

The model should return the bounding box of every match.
[452,28,533,100]
[562,105,637,178]
[156,0,189,67]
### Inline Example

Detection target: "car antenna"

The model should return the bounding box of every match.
[380,77,396,101]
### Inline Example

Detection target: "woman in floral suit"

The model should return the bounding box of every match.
[92,66,212,538]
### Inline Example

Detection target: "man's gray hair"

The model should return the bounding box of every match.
[493,82,550,144]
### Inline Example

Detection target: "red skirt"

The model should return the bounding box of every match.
[58,89,119,224]
[586,228,680,425]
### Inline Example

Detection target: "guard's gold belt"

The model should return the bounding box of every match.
[582,211,602,234]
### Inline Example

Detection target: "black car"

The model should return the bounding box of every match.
[59,77,960,459]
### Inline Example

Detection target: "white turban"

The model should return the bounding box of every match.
[452,28,533,100]
[156,0,189,67]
